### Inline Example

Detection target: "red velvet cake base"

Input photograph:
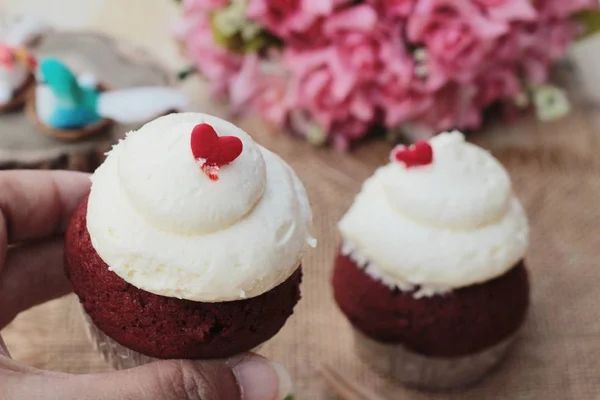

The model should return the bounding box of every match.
[65,196,302,359]
[333,253,529,358]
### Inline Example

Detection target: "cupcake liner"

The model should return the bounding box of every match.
[353,328,518,390]
[80,306,159,370]
[79,304,265,370]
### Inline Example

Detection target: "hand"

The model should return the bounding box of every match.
[0,170,291,400]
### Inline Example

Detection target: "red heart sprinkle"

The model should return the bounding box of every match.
[392,141,433,168]
[190,123,243,180]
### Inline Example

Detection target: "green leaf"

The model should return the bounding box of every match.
[209,13,280,53]
[177,67,197,81]
[209,13,240,52]
[284,396,294,400]
[575,9,600,40]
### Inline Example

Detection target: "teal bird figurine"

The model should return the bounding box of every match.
[35,57,188,130]
[37,58,103,129]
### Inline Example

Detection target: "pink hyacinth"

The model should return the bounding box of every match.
[407,0,508,83]
[247,0,351,41]
[229,53,293,126]
[412,83,481,132]
[472,0,537,22]
[283,5,393,146]
[366,0,416,19]
[517,19,581,84]
[534,0,597,19]
[175,0,599,148]
[175,14,243,97]
[475,65,523,107]
[285,46,378,144]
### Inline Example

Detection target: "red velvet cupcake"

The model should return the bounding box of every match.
[65,113,315,369]
[332,132,530,390]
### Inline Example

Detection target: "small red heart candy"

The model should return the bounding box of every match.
[190,123,243,168]
[392,141,433,168]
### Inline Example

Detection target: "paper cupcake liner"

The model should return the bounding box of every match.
[80,306,159,370]
[353,328,518,390]
[79,304,265,370]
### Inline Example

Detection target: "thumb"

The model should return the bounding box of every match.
[5,354,292,400]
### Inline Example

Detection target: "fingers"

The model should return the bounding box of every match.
[0,335,10,358]
[0,170,90,244]
[0,171,90,327]
[0,238,70,329]
[1,354,292,400]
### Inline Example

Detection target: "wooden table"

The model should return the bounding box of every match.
[3,1,600,399]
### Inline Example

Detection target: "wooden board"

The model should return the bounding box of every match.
[0,31,173,171]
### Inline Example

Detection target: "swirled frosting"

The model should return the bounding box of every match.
[87,113,315,302]
[338,131,528,292]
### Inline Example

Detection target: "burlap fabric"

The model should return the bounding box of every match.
[3,70,600,399]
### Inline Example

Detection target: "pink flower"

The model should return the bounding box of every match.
[182,0,229,12]
[515,19,580,83]
[534,0,597,19]
[472,0,537,22]
[173,0,593,146]
[175,15,243,97]
[407,0,508,82]
[285,46,378,142]
[475,66,522,107]
[374,25,434,125]
[229,53,293,126]
[412,83,481,132]
[489,30,523,64]
[247,0,350,41]
[285,18,329,48]
[283,6,387,145]
[366,0,416,19]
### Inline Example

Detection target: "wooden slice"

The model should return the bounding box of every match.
[0,31,173,171]
[0,73,35,113]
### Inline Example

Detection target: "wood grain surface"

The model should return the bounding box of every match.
[2,1,600,399]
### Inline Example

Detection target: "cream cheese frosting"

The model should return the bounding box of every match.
[338,131,528,292]
[86,113,315,302]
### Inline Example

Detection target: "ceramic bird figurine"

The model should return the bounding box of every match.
[36,58,102,129]
[35,57,188,130]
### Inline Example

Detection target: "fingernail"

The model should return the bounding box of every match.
[271,362,293,399]
[233,359,293,400]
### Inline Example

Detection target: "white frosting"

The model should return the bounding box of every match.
[0,65,27,105]
[338,131,528,291]
[87,113,315,302]
[340,241,450,299]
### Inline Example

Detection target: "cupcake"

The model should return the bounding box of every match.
[65,113,315,368]
[332,132,529,390]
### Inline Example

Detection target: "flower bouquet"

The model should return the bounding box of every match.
[175,0,600,150]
